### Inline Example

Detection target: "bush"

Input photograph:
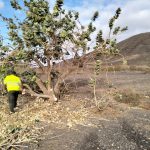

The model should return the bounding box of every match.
[114,89,140,106]
[129,65,150,72]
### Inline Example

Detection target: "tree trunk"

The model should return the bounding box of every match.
[54,67,75,99]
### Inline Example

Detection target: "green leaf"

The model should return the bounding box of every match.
[92,11,99,21]
[10,0,22,10]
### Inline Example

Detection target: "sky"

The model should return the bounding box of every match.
[0,0,150,43]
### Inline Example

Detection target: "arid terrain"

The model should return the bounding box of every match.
[118,32,150,66]
[0,33,150,150]
[24,70,150,150]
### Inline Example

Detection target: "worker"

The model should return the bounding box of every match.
[3,70,22,113]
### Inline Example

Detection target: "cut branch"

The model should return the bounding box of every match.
[23,84,37,95]
[23,84,53,99]
[34,58,45,72]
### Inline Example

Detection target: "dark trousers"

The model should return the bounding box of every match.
[8,91,19,112]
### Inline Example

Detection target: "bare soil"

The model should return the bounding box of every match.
[117,32,150,66]
[22,70,150,150]
[1,70,150,150]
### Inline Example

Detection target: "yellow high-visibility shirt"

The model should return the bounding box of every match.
[4,75,21,92]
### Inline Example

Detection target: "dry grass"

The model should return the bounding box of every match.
[139,101,150,110]
[113,88,141,106]
[100,65,150,72]
[0,96,88,149]
[108,65,130,71]
[129,65,150,72]
[93,89,115,111]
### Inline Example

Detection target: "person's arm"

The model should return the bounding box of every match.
[2,79,7,95]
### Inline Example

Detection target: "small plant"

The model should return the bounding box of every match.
[89,60,102,109]
[89,8,127,110]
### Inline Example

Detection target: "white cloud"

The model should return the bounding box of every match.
[47,0,150,42]
[0,0,4,9]
[117,0,150,41]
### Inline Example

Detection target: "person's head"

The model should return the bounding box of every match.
[7,70,16,75]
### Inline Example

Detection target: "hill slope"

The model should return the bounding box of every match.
[117,32,150,66]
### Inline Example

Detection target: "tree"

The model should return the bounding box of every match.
[0,0,127,100]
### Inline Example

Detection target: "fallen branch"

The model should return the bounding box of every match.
[23,84,56,100]
[0,127,41,150]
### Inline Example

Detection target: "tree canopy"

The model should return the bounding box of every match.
[0,0,127,100]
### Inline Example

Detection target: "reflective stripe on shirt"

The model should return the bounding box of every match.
[4,75,21,92]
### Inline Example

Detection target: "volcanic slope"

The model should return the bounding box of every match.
[117,32,150,66]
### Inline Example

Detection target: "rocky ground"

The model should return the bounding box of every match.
[25,108,150,150]
[1,71,150,150]
[25,71,150,150]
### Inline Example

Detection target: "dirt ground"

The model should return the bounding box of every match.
[1,70,150,150]
[105,71,150,95]
[66,70,150,98]
[25,70,150,150]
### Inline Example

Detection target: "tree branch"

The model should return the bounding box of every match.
[47,58,52,92]
[23,84,36,95]
[34,58,45,72]
[36,77,48,95]
[23,84,54,100]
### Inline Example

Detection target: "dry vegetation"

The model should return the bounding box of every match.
[0,83,149,149]
[0,96,89,149]
[113,88,141,106]
[0,0,149,149]
[100,65,150,72]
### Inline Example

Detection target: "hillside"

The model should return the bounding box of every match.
[117,32,150,66]
[82,32,150,69]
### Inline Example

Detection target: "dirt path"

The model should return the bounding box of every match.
[25,108,150,150]
[25,71,150,150]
